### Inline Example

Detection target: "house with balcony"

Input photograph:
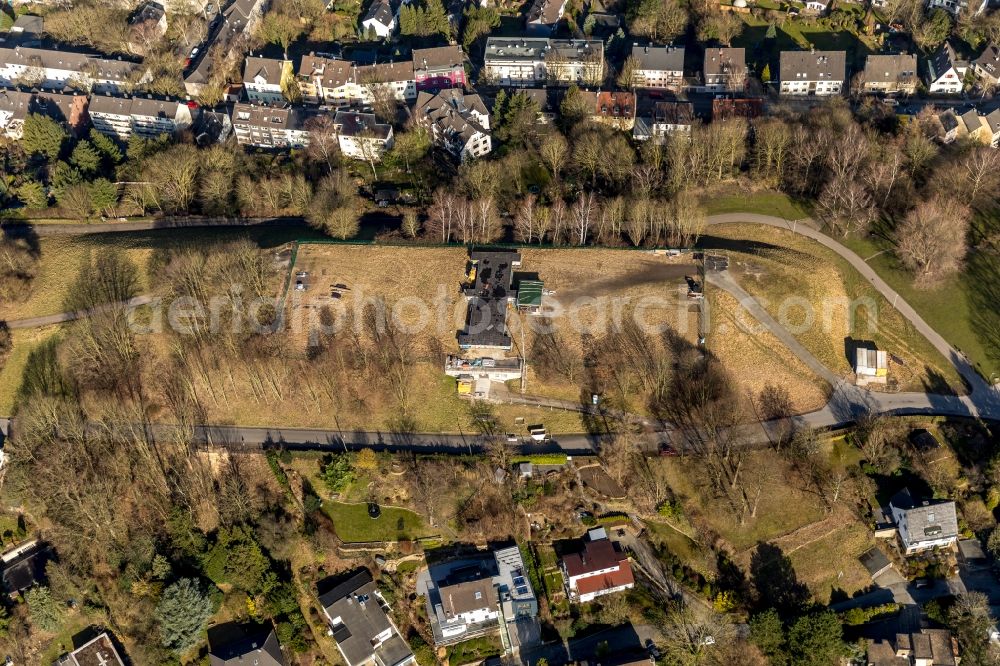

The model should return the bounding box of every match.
[243,56,288,103]
[334,110,394,161]
[972,43,1000,89]
[862,53,918,95]
[778,49,846,96]
[412,45,465,92]
[889,488,959,554]
[631,43,685,91]
[0,46,143,93]
[925,42,967,94]
[231,102,317,149]
[90,94,192,140]
[413,88,491,162]
[703,47,745,91]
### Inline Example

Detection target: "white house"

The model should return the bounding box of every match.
[778,50,846,96]
[243,56,287,103]
[560,528,635,603]
[926,42,967,95]
[361,0,399,38]
[804,0,830,13]
[889,488,959,555]
[333,111,394,161]
[436,578,498,639]
[413,89,491,162]
[703,47,746,91]
[0,89,32,139]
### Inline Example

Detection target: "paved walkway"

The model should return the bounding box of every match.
[4,296,154,329]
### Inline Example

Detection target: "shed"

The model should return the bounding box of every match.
[854,343,888,385]
[516,279,544,313]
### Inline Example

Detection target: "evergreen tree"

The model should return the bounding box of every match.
[25,586,63,632]
[21,113,67,161]
[761,63,772,83]
[90,130,123,165]
[70,141,101,176]
[157,578,214,652]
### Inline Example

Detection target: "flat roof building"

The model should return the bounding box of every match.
[458,250,521,350]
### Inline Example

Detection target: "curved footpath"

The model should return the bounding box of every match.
[1,213,997,451]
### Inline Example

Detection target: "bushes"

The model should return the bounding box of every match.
[510,453,569,465]
[841,602,900,626]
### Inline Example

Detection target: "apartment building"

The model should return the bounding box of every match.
[297,54,415,106]
[89,94,192,140]
[631,43,685,91]
[778,49,846,96]
[861,54,918,94]
[0,46,143,93]
[231,102,316,149]
[703,47,746,91]
[412,45,466,92]
[483,37,603,87]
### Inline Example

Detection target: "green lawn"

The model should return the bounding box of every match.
[704,191,811,221]
[839,234,999,382]
[446,636,503,664]
[322,501,435,543]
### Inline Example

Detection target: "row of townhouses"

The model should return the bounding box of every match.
[0,45,145,94]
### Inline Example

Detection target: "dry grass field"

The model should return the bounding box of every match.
[0,326,60,414]
[708,290,829,414]
[706,224,965,394]
[0,236,153,322]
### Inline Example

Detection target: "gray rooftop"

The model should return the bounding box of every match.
[334,110,392,139]
[208,623,286,666]
[632,43,685,72]
[890,488,959,543]
[779,49,846,82]
[319,570,414,666]
[485,37,550,61]
[863,53,917,85]
[244,56,285,86]
[412,45,464,72]
[703,47,745,77]
[974,43,1000,80]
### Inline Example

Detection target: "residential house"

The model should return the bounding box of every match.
[972,43,1000,89]
[208,622,286,666]
[560,528,635,603]
[866,629,960,666]
[483,38,603,87]
[334,110,394,161]
[243,56,288,103]
[0,540,53,596]
[862,53,918,94]
[889,488,959,554]
[947,107,1000,146]
[778,49,846,96]
[925,42,967,94]
[525,0,567,35]
[438,577,499,638]
[89,94,192,140]
[412,45,466,92]
[804,0,830,13]
[318,569,415,666]
[703,47,746,91]
[423,545,537,644]
[926,0,990,15]
[55,631,126,666]
[231,102,317,149]
[592,90,635,130]
[413,88,491,161]
[0,46,143,93]
[631,43,685,91]
[297,55,415,106]
[634,100,694,141]
[183,0,268,96]
[361,0,399,38]
[0,89,33,138]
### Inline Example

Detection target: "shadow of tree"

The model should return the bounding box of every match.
[749,541,811,616]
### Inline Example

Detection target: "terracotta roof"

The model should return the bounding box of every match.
[573,563,634,597]
[563,539,627,578]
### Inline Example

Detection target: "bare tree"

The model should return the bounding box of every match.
[894,196,971,287]
[540,132,569,182]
